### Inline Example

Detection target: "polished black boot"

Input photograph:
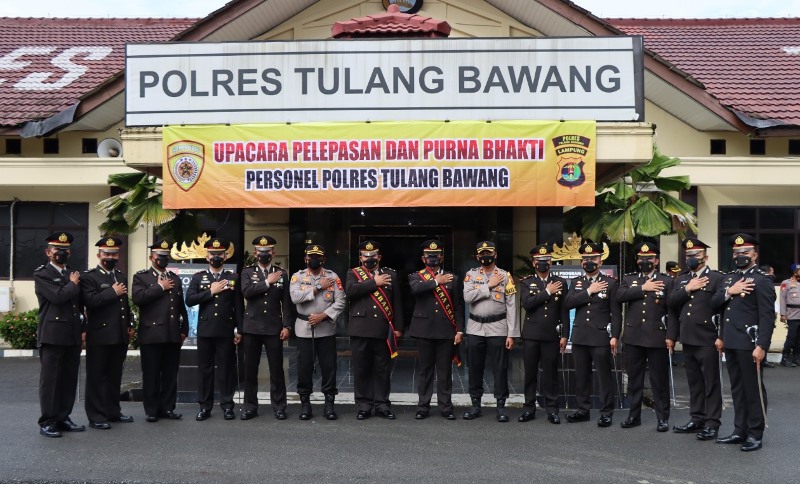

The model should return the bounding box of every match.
[323,394,337,421]
[496,400,509,423]
[463,398,482,420]
[298,395,312,420]
[780,351,791,367]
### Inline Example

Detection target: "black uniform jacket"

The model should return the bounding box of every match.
[240,265,293,335]
[34,263,84,346]
[665,266,723,346]
[519,273,569,341]
[617,272,672,348]
[81,265,131,346]
[345,266,404,339]
[563,272,621,346]
[185,269,243,338]
[711,266,776,351]
[132,268,189,344]
[407,269,464,339]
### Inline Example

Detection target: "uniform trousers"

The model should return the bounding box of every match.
[197,336,236,410]
[623,344,670,421]
[414,337,455,413]
[242,333,286,413]
[467,335,509,401]
[350,336,392,413]
[572,344,614,416]
[683,344,722,428]
[296,335,338,397]
[522,339,560,413]
[38,343,81,426]
[782,319,800,357]
[85,343,127,422]
[725,348,767,440]
[139,342,181,417]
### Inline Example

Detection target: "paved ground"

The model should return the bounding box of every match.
[0,355,797,483]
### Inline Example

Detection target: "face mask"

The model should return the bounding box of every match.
[209,256,224,268]
[686,258,702,270]
[154,255,169,269]
[734,255,751,269]
[101,258,118,271]
[583,261,598,273]
[424,256,441,268]
[534,261,550,273]
[638,260,654,273]
[258,253,272,265]
[307,258,322,270]
[478,255,495,266]
[364,257,379,269]
[53,249,69,265]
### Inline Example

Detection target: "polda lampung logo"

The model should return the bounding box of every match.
[167,140,204,191]
[552,134,590,189]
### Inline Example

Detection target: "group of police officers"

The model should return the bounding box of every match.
[33,231,778,451]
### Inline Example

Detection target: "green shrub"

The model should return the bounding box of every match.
[0,309,39,349]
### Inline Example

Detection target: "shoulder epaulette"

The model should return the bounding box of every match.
[136,269,149,274]
[83,268,96,273]
[625,271,637,276]
[34,264,46,272]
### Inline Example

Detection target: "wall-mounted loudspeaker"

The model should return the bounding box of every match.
[97,138,123,158]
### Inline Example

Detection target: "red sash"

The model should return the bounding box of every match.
[352,267,398,358]
[418,268,462,367]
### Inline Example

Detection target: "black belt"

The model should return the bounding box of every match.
[787,304,800,308]
[470,313,506,324]
[297,313,309,321]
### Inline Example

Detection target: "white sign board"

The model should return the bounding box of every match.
[126,37,643,126]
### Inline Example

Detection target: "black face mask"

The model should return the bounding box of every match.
[424,256,441,268]
[258,253,272,265]
[101,258,118,271]
[534,261,550,273]
[307,258,322,270]
[154,255,169,270]
[364,257,379,270]
[734,255,752,269]
[209,256,224,269]
[478,255,495,266]
[53,249,69,265]
[638,260,654,273]
[583,261,598,273]
[687,257,702,271]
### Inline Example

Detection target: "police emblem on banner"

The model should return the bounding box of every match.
[552,134,590,189]
[167,140,205,191]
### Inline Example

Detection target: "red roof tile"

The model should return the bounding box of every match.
[332,4,450,38]
[609,18,800,127]
[0,17,197,127]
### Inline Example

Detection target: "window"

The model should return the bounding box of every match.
[789,139,800,156]
[82,138,98,154]
[749,139,766,155]
[718,206,800,282]
[43,138,59,154]
[710,139,726,155]
[0,202,88,279]
[5,139,21,155]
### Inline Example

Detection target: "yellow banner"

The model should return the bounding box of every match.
[162,120,595,209]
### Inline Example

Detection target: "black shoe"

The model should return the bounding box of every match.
[145,415,159,423]
[89,421,111,430]
[597,415,613,427]
[377,409,396,420]
[415,411,429,420]
[114,415,134,423]
[223,409,235,420]
[518,411,536,423]
[463,407,482,420]
[57,418,86,432]
[547,413,561,424]
[716,433,745,444]
[620,417,640,429]
[274,410,287,420]
[356,410,371,420]
[159,411,182,420]
[496,402,509,423]
[196,409,211,421]
[740,437,762,452]
[656,420,669,432]
[39,424,62,438]
[673,421,702,433]
[565,411,590,423]
[323,395,337,420]
[763,361,776,368]
[240,410,258,421]
[697,427,718,441]
[780,357,791,367]
[299,406,312,421]
[441,411,456,420]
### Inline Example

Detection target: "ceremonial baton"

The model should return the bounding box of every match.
[608,323,624,409]
[311,322,317,375]
[746,326,768,428]
[663,316,676,407]
[235,341,242,408]
[713,315,725,410]
[557,324,568,409]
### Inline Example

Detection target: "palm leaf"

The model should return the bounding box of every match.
[630,198,673,236]
[581,211,610,242]
[156,211,201,243]
[604,209,636,243]
[107,172,148,191]
[653,175,691,192]
[658,192,699,235]
[123,193,176,226]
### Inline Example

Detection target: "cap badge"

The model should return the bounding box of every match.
[160,241,169,249]
[313,245,319,251]
[584,246,592,254]
[641,244,650,253]
[106,238,115,247]
[686,240,694,249]
[429,242,438,250]
[365,242,374,251]
[212,240,221,248]
[735,236,744,245]
[539,247,547,255]
[58,233,68,243]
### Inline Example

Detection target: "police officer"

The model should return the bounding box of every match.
[779,263,800,367]
[666,237,724,441]
[563,241,620,427]
[131,240,189,423]
[289,244,345,421]
[617,242,672,431]
[463,241,518,423]
[345,240,404,420]
[34,232,86,437]
[185,238,243,421]
[407,240,464,420]
[712,233,775,452]
[81,236,134,430]
[518,243,568,424]
[239,235,293,421]
[665,261,682,279]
